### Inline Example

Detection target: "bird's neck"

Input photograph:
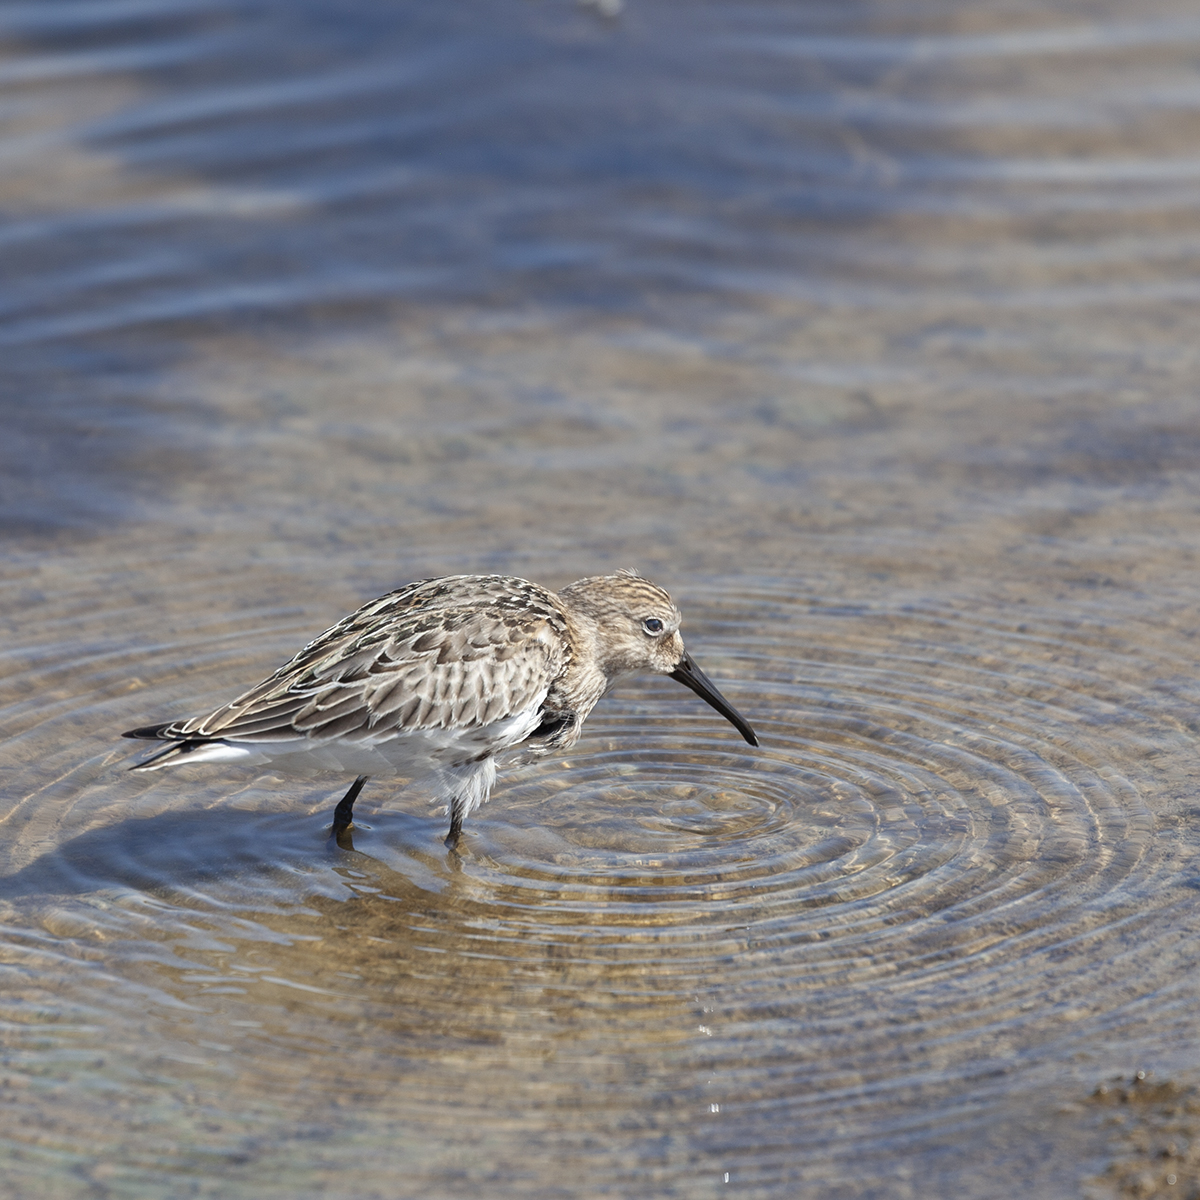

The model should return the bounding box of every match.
[553,607,615,721]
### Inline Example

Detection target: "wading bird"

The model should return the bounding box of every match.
[124,571,758,848]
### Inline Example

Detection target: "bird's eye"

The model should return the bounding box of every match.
[642,618,664,634]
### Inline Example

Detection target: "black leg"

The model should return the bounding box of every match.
[332,775,369,840]
[444,805,463,850]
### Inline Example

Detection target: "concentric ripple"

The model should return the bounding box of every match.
[415,584,1159,980]
[0,568,1174,962]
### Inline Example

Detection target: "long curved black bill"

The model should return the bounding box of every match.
[669,652,759,747]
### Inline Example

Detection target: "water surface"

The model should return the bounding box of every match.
[3,1,1200,1196]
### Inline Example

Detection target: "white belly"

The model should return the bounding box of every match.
[141,704,546,779]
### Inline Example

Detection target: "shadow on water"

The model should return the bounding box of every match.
[0,805,450,906]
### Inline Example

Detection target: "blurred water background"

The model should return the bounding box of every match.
[3,1,1200,1196]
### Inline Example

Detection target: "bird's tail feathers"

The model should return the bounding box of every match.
[124,732,260,771]
[127,738,205,771]
[122,723,177,741]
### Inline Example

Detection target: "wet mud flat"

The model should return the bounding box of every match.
[3,0,1200,1196]
[1083,1075,1200,1199]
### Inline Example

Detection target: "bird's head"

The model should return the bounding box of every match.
[558,570,758,746]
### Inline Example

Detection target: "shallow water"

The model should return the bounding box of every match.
[3,1,1200,1196]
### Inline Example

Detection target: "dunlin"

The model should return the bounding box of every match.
[123,571,758,848]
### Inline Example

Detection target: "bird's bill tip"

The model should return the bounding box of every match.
[668,652,758,746]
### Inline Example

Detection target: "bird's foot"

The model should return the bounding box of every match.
[330,775,368,849]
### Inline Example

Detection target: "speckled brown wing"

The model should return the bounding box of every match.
[159,576,572,744]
